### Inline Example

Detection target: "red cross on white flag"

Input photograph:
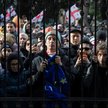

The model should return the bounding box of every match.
[32,11,43,23]
[6,5,17,21]
[66,4,81,24]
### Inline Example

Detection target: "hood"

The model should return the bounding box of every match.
[7,52,24,73]
[22,22,30,35]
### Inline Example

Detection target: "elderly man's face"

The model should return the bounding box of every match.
[19,34,28,47]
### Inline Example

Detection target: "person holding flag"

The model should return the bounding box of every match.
[31,29,76,108]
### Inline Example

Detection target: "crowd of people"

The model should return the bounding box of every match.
[0,5,108,108]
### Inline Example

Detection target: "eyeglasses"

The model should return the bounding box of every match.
[79,47,90,51]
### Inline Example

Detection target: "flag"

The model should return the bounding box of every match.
[6,5,16,21]
[0,5,16,26]
[32,11,43,23]
[44,54,69,99]
[66,4,81,24]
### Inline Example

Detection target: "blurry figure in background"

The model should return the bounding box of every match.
[62,33,69,48]
[22,15,28,24]
[0,44,13,70]
[4,33,18,52]
[36,32,44,51]
[74,19,81,29]
[32,24,41,34]
[96,30,107,44]
[67,29,81,59]
[6,21,18,38]
[58,8,66,25]
[20,15,28,33]
[25,38,40,54]
[19,32,29,49]
[24,38,40,70]
[53,24,65,36]
[19,32,29,61]
[23,22,31,37]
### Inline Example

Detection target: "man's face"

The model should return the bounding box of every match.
[78,43,91,56]
[97,49,107,67]
[6,23,16,33]
[19,34,28,47]
[45,35,59,51]
[70,32,81,45]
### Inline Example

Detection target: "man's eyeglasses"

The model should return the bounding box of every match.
[79,47,90,51]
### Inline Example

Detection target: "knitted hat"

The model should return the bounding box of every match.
[45,30,62,44]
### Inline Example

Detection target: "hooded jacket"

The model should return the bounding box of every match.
[0,52,30,97]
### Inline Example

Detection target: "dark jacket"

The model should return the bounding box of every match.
[70,44,79,58]
[71,56,92,97]
[0,52,31,97]
[0,69,30,97]
[32,49,76,97]
[84,62,108,98]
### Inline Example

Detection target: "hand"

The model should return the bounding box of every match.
[39,59,48,72]
[74,57,82,67]
[55,56,62,65]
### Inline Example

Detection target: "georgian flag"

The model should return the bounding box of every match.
[9,5,17,17]
[66,4,81,24]
[0,6,16,21]
[32,11,43,23]
[6,5,16,21]
[0,5,16,26]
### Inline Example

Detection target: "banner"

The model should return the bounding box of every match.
[66,4,81,24]
[32,11,43,23]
